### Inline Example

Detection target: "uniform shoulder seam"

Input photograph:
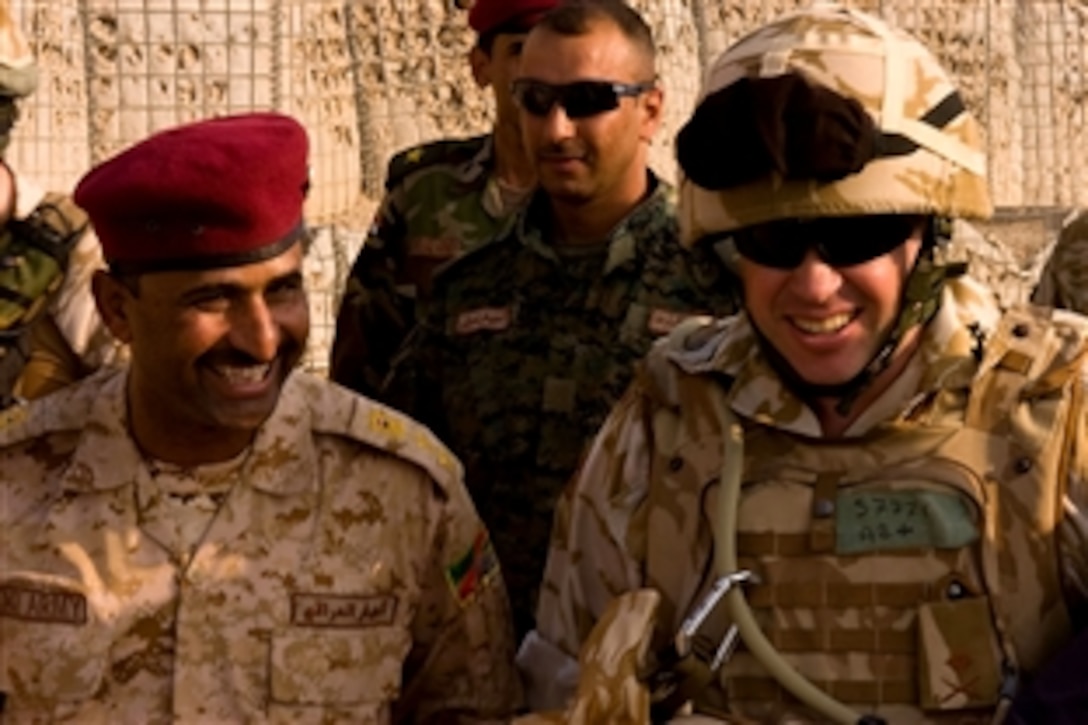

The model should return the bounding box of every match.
[384,135,489,191]
[311,380,463,495]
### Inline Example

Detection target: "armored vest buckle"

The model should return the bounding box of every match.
[648,570,756,722]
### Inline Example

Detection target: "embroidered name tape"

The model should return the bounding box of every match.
[0,583,87,625]
[291,593,398,628]
[454,306,513,335]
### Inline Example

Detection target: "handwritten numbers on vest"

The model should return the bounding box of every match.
[836,489,980,554]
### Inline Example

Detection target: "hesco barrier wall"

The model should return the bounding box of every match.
[8,0,1088,370]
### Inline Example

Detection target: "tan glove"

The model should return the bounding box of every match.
[515,589,662,725]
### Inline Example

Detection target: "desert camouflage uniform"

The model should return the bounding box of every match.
[384,175,738,639]
[520,274,1088,723]
[1032,209,1088,311]
[330,135,530,396]
[0,366,521,723]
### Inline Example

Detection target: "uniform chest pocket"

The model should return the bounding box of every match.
[268,626,410,709]
[0,577,108,708]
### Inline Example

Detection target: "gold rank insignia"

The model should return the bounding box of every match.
[0,403,27,430]
[368,407,406,443]
[405,147,425,164]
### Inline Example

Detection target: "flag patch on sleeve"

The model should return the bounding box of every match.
[445,528,499,605]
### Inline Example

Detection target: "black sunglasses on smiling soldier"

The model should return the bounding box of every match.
[511,78,655,119]
[730,214,927,269]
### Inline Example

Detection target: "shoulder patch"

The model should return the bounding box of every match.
[0,402,27,430]
[445,527,499,606]
[385,135,489,191]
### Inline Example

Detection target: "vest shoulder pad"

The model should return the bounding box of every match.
[980,305,1088,397]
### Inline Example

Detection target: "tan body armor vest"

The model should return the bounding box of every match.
[644,307,1084,724]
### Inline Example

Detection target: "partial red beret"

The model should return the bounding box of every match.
[74,112,309,273]
[468,0,559,36]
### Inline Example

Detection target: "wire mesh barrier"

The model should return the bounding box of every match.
[7,0,1088,370]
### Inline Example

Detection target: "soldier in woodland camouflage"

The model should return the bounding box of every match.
[384,0,738,642]
[0,113,521,722]
[0,0,123,408]
[329,0,557,396]
[518,5,1088,723]
[1032,209,1088,311]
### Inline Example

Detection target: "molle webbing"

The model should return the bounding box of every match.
[743,578,957,609]
[760,624,915,654]
[730,678,997,724]
[738,531,963,560]
[732,676,916,705]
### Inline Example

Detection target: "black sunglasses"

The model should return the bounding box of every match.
[511,78,655,119]
[730,215,925,269]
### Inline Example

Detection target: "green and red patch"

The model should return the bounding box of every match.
[446,528,499,605]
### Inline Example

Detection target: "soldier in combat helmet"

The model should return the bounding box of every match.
[329,0,558,396]
[516,5,1088,723]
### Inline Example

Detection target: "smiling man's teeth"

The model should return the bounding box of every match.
[217,363,271,384]
[793,313,853,334]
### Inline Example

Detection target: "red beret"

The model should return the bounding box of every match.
[468,0,559,36]
[74,112,309,273]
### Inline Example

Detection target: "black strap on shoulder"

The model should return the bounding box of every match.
[8,195,89,266]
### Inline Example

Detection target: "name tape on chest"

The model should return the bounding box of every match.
[0,583,87,625]
[454,306,513,335]
[290,593,398,628]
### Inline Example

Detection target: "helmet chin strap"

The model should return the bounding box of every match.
[752,217,965,418]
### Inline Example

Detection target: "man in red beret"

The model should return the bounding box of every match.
[329,0,558,396]
[0,112,522,722]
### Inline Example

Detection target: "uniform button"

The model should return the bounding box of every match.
[1012,323,1030,338]
[668,457,684,472]
[946,580,966,599]
[813,498,835,518]
[1013,457,1033,475]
